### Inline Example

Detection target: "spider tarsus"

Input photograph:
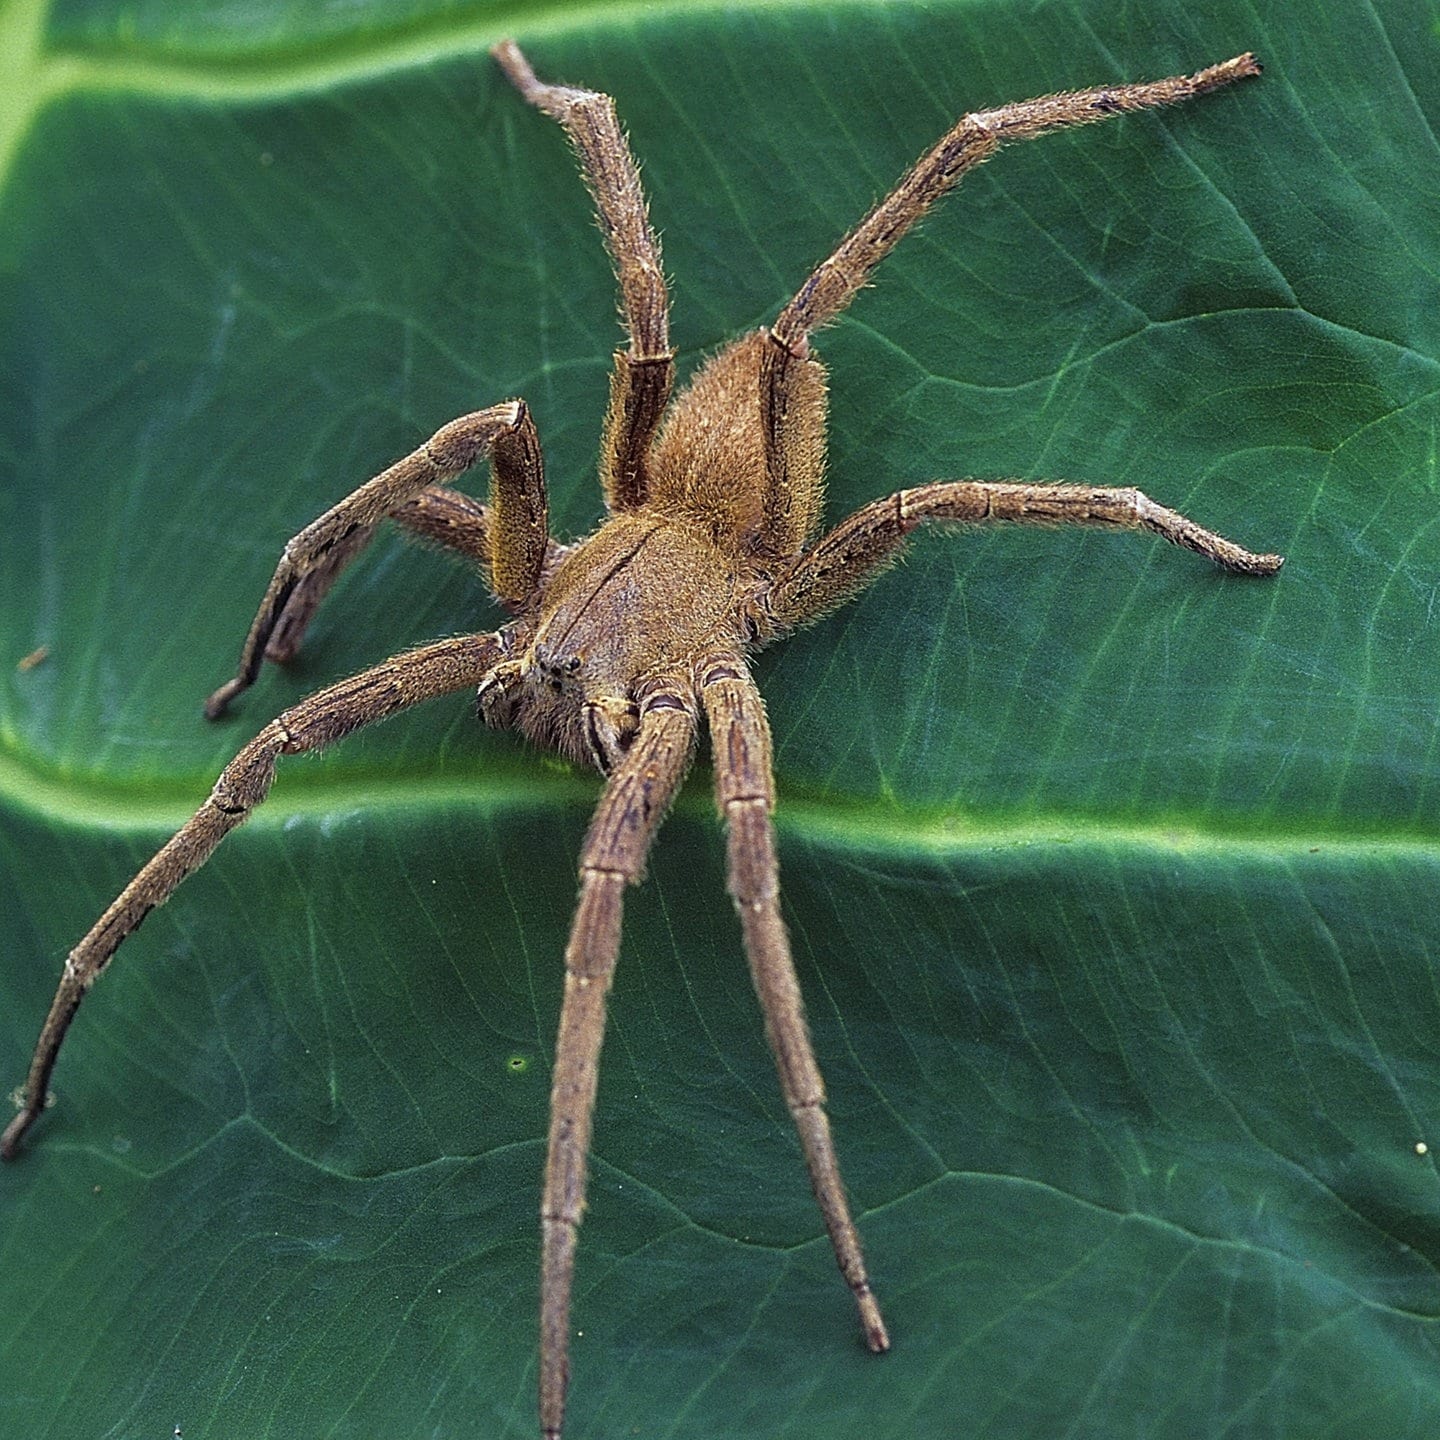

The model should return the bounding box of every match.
[203,680,243,721]
[1194,544,1284,578]
[1203,539,1285,577]
[1,1109,35,1161]
[859,1291,891,1354]
[491,38,538,94]
[1238,551,1285,576]
[1192,53,1261,92]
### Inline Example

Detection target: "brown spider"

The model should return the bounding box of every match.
[4,39,1281,1439]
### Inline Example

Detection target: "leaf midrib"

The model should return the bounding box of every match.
[0,741,1425,854]
[0,0,867,189]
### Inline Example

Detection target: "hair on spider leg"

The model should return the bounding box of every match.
[4,38,1281,1440]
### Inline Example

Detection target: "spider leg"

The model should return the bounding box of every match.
[494,40,673,512]
[698,655,890,1353]
[763,479,1283,633]
[263,488,486,663]
[206,400,545,717]
[259,521,382,665]
[263,488,568,666]
[758,52,1261,556]
[1,632,508,1162]
[540,681,697,1440]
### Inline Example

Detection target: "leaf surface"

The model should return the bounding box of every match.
[3,1,1439,1436]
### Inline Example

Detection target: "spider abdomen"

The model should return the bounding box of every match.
[647,331,828,553]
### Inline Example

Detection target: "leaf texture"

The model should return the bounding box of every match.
[2,1,1438,1436]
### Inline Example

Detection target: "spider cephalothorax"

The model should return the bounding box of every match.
[4,39,1280,1440]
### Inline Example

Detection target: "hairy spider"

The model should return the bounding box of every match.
[5,39,1281,1439]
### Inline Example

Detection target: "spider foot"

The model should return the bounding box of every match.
[204,677,247,720]
[1,1105,38,1161]
[859,1286,891,1353]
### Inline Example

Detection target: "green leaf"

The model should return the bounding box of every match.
[4,1,1439,1436]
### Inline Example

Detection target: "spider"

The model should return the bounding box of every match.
[5,39,1281,1439]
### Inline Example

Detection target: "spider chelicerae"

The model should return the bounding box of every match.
[5,39,1281,1439]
